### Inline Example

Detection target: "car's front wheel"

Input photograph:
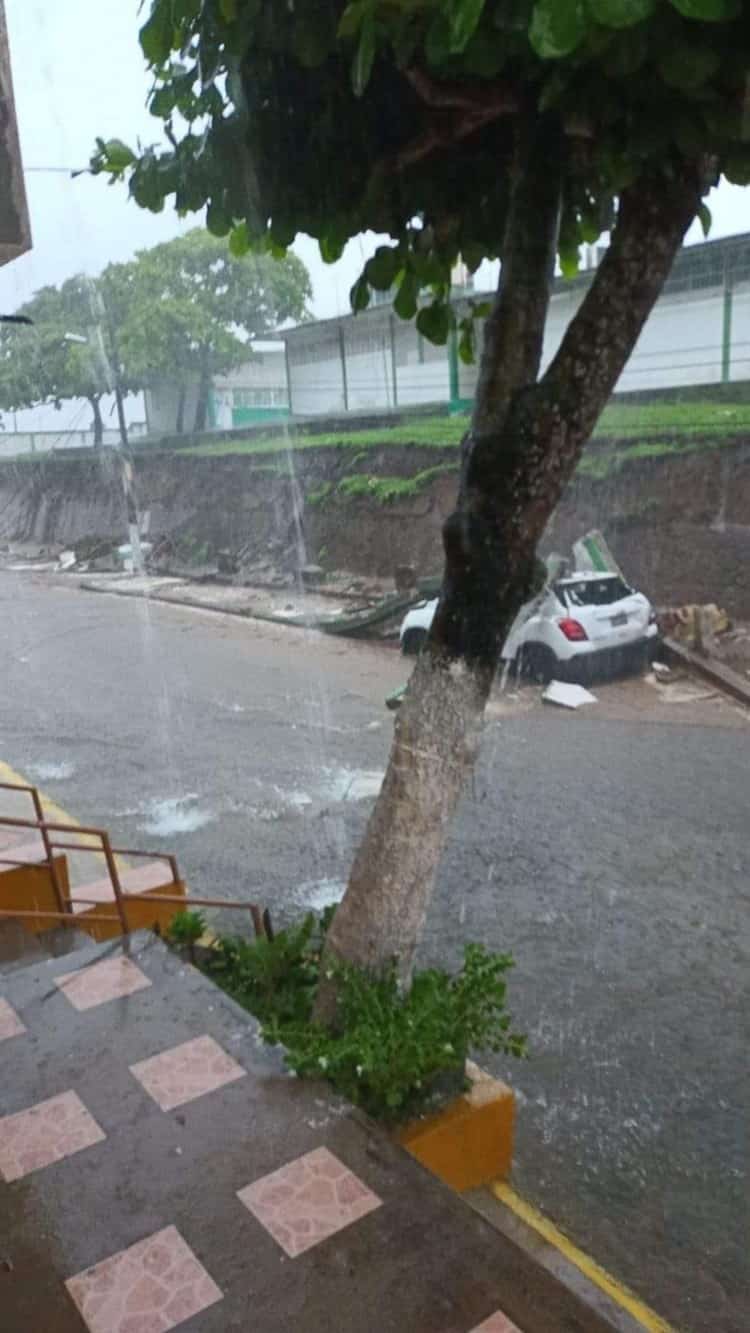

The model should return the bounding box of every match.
[401,627,428,656]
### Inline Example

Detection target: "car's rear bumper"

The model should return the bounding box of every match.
[562,634,659,681]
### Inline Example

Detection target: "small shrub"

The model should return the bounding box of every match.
[166,909,206,961]
[306,481,333,507]
[276,944,526,1121]
[202,913,327,1027]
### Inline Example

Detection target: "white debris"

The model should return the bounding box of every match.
[57,550,77,570]
[651,661,672,679]
[542,680,598,710]
[572,529,623,577]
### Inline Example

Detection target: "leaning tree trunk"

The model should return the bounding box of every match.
[89,396,104,447]
[316,130,704,1016]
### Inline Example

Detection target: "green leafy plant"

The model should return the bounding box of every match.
[336,463,459,504]
[278,943,526,1121]
[203,913,328,1027]
[201,913,525,1123]
[166,909,206,962]
[306,481,334,507]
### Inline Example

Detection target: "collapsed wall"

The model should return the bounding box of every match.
[0,436,747,618]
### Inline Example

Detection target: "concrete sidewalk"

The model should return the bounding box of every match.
[1,932,630,1333]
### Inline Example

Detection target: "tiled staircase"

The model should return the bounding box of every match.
[0,930,575,1333]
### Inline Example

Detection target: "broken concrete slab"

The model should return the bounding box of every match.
[542,681,598,710]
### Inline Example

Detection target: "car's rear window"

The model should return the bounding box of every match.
[556,577,632,607]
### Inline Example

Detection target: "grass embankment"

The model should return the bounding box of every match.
[2,400,746,476]
[173,399,750,501]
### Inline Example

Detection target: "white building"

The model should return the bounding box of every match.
[144,342,288,436]
[279,232,750,417]
[142,231,750,435]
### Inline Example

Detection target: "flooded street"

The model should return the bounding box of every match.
[1,570,748,1333]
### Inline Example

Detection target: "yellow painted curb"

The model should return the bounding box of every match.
[0,757,125,858]
[0,762,93,842]
[0,757,130,934]
[492,1181,677,1333]
[397,1061,514,1193]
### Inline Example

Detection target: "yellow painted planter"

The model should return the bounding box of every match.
[0,855,72,934]
[397,1060,515,1192]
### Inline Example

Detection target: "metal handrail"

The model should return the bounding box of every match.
[0,781,69,919]
[0,907,122,925]
[0,806,267,938]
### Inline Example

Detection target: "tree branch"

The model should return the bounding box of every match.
[526,167,703,481]
[392,107,507,172]
[468,164,705,551]
[405,67,520,116]
[470,117,564,439]
[369,67,520,180]
[430,116,565,667]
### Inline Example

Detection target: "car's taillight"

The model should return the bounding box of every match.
[558,618,588,642]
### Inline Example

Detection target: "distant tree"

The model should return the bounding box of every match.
[112,229,311,433]
[0,274,130,445]
[0,233,311,440]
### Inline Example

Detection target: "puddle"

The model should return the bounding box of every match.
[291,877,346,912]
[283,789,314,809]
[27,761,75,781]
[322,767,385,802]
[138,795,214,836]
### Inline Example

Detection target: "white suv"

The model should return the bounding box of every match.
[399,571,659,682]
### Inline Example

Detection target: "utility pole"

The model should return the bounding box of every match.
[88,289,145,575]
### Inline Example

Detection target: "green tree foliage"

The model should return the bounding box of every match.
[0,231,311,439]
[93,0,750,351]
[112,229,311,431]
[0,274,130,444]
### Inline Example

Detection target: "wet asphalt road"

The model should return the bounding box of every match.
[1,572,748,1333]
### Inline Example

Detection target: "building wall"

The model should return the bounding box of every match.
[0,0,31,266]
[146,348,289,434]
[432,277,750,409]
[287,317,452,415]
[147,258,750,432]
[214,348,288,427]
[144,382,201,437]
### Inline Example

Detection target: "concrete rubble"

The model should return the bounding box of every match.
[542,681,598,710]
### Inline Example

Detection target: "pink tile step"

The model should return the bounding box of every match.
[129,1034,246,1112]
[0,996,26,1042]
[0,831,46,859]
[70,860,175,913]
[65,1224,222,1333]
[0,1090,105,1182]
[471,1314,523,1332]
[238,1145,382,1258]
[55,956,152,1011]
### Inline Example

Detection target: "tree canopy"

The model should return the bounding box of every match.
[0,230,311,438]
[111,229,311,430]
[94,0,750,355]
[0,274,131,443]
